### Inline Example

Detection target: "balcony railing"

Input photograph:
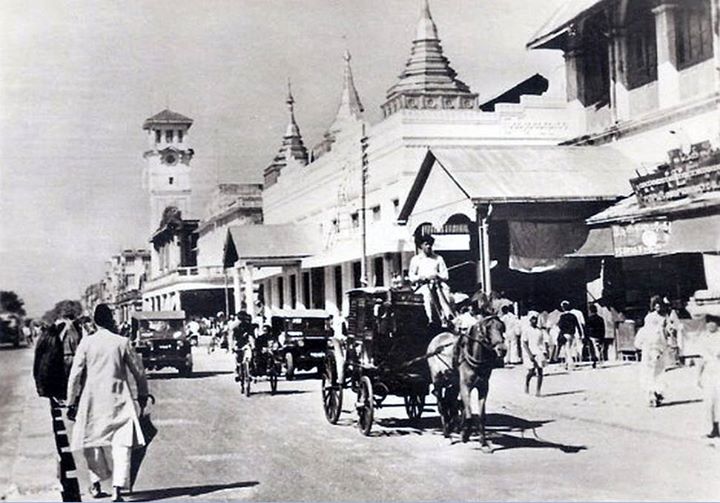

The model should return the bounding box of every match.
[145,265,228,291]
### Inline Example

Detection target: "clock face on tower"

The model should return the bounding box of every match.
[163,153,178,165]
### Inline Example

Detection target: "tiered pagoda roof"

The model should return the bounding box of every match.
[381,0,478,117]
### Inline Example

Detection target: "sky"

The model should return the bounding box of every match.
[0,0,568,316]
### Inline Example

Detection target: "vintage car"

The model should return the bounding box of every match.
[131,311,192,375]
[0,313,24,347]
[271,309,333,380]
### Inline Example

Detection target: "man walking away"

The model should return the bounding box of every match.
[634,296,668,407]
[586,304,605,368]
[557,301,582,371]
[66,304,149,502]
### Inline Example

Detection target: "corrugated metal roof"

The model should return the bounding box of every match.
[430,146,636,203]
[225,224,322,261]
[527,0,604,49]
[588,192,720,225]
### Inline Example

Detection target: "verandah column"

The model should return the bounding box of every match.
[475,206,492,295]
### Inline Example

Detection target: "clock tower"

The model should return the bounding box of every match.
[142,109,195,232]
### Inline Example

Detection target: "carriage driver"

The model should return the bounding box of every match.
[408,234,453,325]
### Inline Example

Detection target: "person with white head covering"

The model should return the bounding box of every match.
[521,310,547,396]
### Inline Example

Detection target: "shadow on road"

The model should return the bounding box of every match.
[247,389,310,396]
[540,389,585,398]
[480,413,587,454]
[147,370,234,380]
[0,345,30,351]
[129,481,259,501]
[660,398,703,407]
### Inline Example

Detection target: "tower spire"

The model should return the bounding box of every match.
[312,50,366,159]
[381,0,478,117]
[263,79,309,188]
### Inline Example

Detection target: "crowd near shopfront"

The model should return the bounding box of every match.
[72,0,720,421]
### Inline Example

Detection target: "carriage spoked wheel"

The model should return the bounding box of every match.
[242,360,252,397]
[356,376,374,436]
[404,391,426,421]
[322,353,343,424]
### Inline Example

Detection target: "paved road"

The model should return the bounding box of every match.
[3,343,720,501]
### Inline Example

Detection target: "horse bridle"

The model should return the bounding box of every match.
[460,315,501,370]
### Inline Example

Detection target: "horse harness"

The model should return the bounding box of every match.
[458,316,500,372]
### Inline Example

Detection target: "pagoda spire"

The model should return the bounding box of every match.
[381,0,478,117]
[329,50,364,134]
[263,79,309,188]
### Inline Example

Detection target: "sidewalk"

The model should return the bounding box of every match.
[488,359,715,446]
[1,355,63,502]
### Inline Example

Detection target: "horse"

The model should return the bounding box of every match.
[428,306,506,450]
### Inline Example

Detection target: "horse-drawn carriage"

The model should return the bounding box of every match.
[321,287,439,436]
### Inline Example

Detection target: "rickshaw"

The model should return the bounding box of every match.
[236,324,282,397]
[271,309,333,380]
[321,287,438,436]
[131,311,192,375]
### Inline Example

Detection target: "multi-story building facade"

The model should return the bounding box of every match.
[224,0,588,319]
[527,0,720,318]
[140,109,263,316]
[82,249,151,323]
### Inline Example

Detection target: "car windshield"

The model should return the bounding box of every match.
[138,319,184,338]
[287,318,327,332]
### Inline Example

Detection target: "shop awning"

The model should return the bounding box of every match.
[399,146,635,224]
[568,227,615,257]
[664,215,720,254]
[527,0,605,49]
[223,224,322,267]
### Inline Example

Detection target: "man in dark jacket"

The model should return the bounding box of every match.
[586,304,606,368]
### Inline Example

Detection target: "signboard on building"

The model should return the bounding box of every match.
[612,220,672,257]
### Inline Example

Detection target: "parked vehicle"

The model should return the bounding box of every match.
[322,287,437,436]
[0,313,24,347]
[271,310,333,380]
[131,311,192,375]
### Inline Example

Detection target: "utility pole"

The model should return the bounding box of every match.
[360,124,369,286]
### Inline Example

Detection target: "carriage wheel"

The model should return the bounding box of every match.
[322,354,343,424]
[242,360,252,397]
[404,392,426,420]
[357,376,374,436]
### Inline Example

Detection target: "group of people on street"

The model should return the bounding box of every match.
[34,304,149,502]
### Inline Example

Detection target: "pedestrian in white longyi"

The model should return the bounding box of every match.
[634,296,668,407]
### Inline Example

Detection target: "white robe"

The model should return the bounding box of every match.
[67,328,148,451]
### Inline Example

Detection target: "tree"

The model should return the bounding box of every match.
[0,291,26,317]
[42,300,83,324]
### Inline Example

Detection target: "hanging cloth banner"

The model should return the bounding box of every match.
[508,221,589,273]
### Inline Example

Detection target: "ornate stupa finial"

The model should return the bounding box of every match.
[264,79,309,187]
[312,50,366,159]
[381,0,478,118]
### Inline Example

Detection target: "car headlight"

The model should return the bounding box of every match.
[173,331,183,339]
[298,339,305,347]
[177,340,184,349]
